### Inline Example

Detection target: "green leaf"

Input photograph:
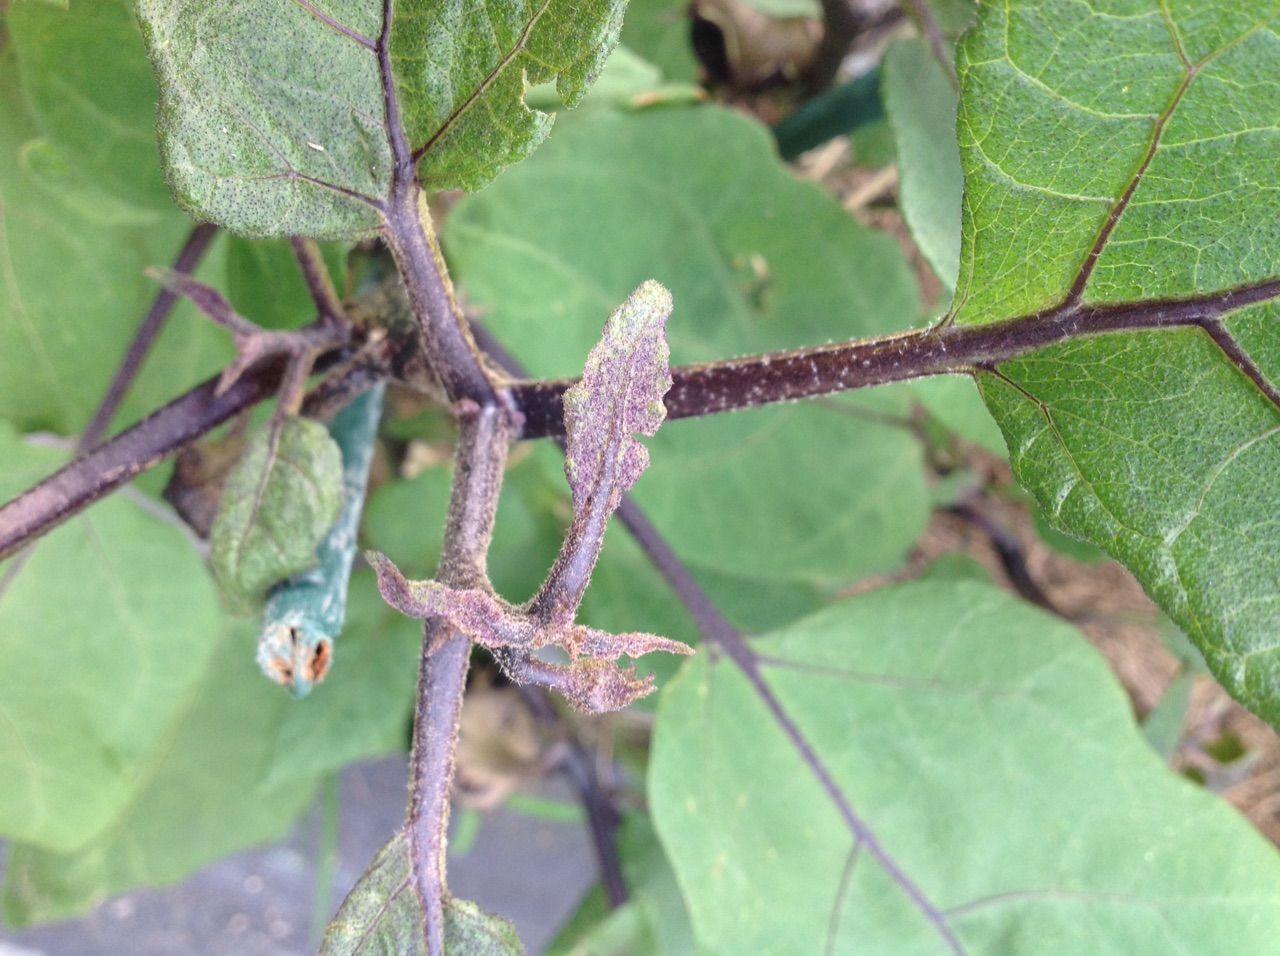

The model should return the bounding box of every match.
[1142,669,1194,761]
[0,30,230,436]
[619,0,701,84]
[911,375,1008,456]
[445,106,928,617]
[525,45,698,113]
[952,2,1280,725]
[8,0,173,215]
[210,416,344,608]
[0,572,419,925]
[392,0,626,192]
[0,423,220,852]
[650,580,1280,953]
[136,0,626,238]
[883,37,962,291]
[548,814,694,955]
[1,624,313,924]
[320,828,524,955]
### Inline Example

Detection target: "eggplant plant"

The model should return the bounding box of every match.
[2,0,1280,952]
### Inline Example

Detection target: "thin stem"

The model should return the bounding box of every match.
[613,498,740,645]
[80,222,218,452]
[409,402,516,952]
[517,686,628,908]
[605,440,966,953]
[290,236,347,323]
[945,501,1060,616]
[903,0,958,88]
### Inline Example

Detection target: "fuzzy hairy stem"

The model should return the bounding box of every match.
[381,186,498,407]
[510,277,1280,438]
[409,401,516,952]
[289,236,348,324]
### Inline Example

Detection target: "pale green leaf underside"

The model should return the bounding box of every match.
[650,581,1280,954]
[955,2,1280,724]
[884,37,962,291]
[445,106,929,608]
[321,828,524,955]
[0,4,233,436]
[0,424,220,852]
[1,574,419,924]
[136,0,625,238]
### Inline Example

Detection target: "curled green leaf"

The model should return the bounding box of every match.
[259,385,385,697]
[210,416,344,609]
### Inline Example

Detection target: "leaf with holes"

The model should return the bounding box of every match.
[136,0,626,238]
[445,105,928,623]
[650,580,1280,954]
[951,2,1280,725]
[210,416,344,609]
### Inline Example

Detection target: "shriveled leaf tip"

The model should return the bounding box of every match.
[563,280,674,511]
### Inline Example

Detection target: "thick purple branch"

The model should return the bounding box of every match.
[407,401,516,955]
[510,278,1280,438]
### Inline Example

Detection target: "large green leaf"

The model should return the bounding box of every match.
[136,0,626,238]
[619,0,700,84]
[1,622,312,924]
[650,580,1280,953]
[0,19,231,436]
[0,571,419,925]
[0,423,221,852]
[7,0,172,216]
[952,2,1280,724]
[445,106,929,616]
[883,38,962,292]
